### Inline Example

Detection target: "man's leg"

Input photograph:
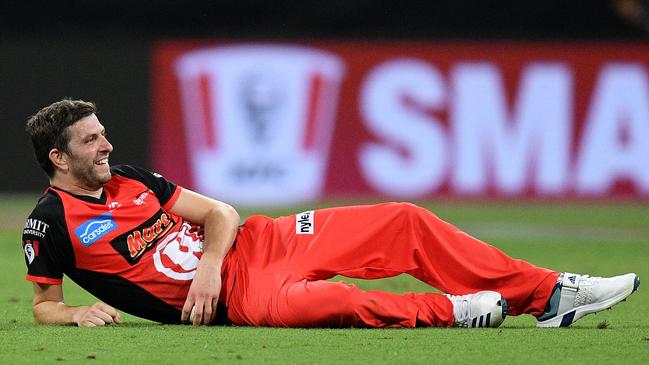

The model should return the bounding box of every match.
[230,276,504,328]
[227,211,504,328]
[278,202,557,317]
[227,203,637,328]
[274,279,452,328]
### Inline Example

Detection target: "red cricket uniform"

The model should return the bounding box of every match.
[226,203,558,327]
[23,165,232,324]
[23,165,558,327]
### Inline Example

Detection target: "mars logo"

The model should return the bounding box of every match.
[175,44,345,205]
[153,223,203,280]
[126,212,174,259]
[109,209,175,265]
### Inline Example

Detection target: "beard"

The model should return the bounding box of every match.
[68,156,112,190]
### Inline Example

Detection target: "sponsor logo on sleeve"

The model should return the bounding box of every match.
[23,240,39,264]
[74,213,118,247]
[132,191,151,206]
[23,219,49,238]
[295,210,315,235]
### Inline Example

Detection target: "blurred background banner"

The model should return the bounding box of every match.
[152,41,649,205]
[3,0,649,205]
[153,43,344,206]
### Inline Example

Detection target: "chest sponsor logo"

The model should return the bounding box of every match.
[23,240,39,264]
[74,213,118,247]
[109,209,175,265]
[296,210,314,235]
[23,219,49,238]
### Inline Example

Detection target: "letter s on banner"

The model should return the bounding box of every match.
[359,59,448,196]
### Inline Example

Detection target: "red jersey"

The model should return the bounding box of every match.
[22,165,230,324]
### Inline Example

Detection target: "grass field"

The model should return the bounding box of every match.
[0,194,648,364]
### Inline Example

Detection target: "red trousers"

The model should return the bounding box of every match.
[222,203,559,328]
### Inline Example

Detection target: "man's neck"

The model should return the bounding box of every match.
[49,177,104,199]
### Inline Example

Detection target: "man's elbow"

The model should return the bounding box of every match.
[227,204,240,226]
[33,315,47,325]
[32,302,49,324]
[217,202,240,227]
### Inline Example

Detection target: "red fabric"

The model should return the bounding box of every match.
[26,274,62,285]
[162,186,183,211]
[225,202,559,328]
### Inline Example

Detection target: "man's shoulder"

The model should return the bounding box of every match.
[110,164,166,182]
[25,189,65,236]
[109,164,177,205]
[110,164,145,178]
[29,190,63,219]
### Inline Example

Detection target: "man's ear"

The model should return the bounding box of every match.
[49,148,68,173]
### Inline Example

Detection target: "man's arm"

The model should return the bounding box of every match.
[168,188,240,325]
[32,282,121,327]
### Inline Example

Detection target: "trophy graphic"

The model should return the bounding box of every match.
[175,44,345,205]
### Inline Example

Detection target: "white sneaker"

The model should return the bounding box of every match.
[446,291,507,328]
[537,272,640,328]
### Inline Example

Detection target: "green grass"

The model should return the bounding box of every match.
[1,195,648,364]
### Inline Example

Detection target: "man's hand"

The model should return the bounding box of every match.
[32,283,121,326]
[181,256,222,325]
[170,188,239,326]
[73,302,122,327]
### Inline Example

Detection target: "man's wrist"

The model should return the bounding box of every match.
[70,305,89,325]
[198,252,224,269]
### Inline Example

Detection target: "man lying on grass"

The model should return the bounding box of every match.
[22,99,639,328]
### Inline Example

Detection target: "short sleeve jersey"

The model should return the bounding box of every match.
[22,165,226,324]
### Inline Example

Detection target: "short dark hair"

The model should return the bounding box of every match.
[25,99,97,177]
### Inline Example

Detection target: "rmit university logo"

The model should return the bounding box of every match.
[74,213,117,247]
[23,219,49,238]
[295,210,314,235]
[110,209,175,265]
[175,44,345,206]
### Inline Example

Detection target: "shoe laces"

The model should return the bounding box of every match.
[446,294,472,327]
[573,275,600,306]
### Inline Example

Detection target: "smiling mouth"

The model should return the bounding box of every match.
[95,157,109,166]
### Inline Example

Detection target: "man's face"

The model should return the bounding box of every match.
[64,114,113,190]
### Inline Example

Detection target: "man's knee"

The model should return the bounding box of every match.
[278,280,360,327]
[390,202,437,225]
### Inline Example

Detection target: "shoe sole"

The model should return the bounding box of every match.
[497,296,508,327]
[537,274,639,328]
